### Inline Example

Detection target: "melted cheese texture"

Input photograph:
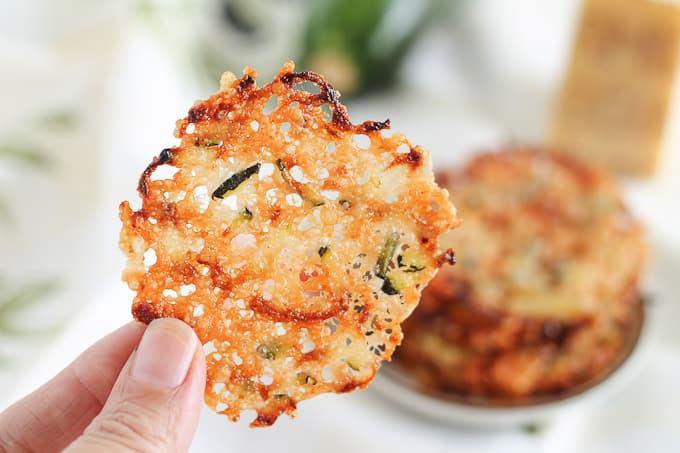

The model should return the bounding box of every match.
[396,149,645,399]
[119,62,459,426]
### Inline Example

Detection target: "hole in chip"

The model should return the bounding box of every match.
[397,143,410,154]
[294,81,321,95]
[221,194,238,211]
[286,193,303,207]
[322,366,333,383]
[289,165,310,183]
[321,104,332,121]
[193,186,210,212]
[354,134,370,149]
[321,190,339,200]
[250,120,259,131]
[181,283,197,296]
[301,338,315,353]
[150,165,179,181]
[263,95,278,114]
[215,403,228,412]
[143,248,157,267]
[204,340,217,354]
[258,162,275,179]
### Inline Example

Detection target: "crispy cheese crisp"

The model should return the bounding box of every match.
[395,149,645,399]
[119,62,459,426]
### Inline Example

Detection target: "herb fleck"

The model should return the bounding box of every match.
[212,163,261,199]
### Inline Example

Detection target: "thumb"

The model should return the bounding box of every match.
[66,318,206,453]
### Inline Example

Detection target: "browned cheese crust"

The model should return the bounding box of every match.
[119,62,459,426]
[394,149,645,399]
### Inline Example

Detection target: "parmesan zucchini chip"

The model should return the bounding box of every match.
[396,149,646,399]
[119,61,459,426]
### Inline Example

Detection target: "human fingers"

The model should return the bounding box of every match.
[65,318,206,453]
[0,321,145,452]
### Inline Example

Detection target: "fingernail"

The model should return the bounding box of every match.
[131,318,196,388]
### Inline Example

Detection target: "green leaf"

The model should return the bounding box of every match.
[38,110,78,129]
[522,423,542,435]
[0,142,52,169]
[0,279,62,338]
[300,0,446,96]
[0,280,60,318]
[0,318,64,338]
[137,0,157,22]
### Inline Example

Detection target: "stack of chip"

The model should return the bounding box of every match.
[394,149,646,399]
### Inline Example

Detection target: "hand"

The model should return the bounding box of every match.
[0,318,206,452]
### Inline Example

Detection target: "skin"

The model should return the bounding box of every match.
[0,319,206,453]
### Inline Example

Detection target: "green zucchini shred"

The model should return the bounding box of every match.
[256,341,281,360]
[397,254,425,273]
[202,138,221,147]
[375,232,400,279]
[276,158,291,184]
[381,278,399,295]
[230,207,254,230]
[346,360,360,371]
[276,158,325,206]
[212,163,261,199]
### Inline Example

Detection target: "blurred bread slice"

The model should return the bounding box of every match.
[551,0,680,176]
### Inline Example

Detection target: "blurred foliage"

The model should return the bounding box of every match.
[0,279,62,365]
[136,0,197,23]
[0,141,51,225]
[300,0,445,96]
[0,110,73,362]
[0,142,51,170]
[522,423,543,435]
[0,109,75,223]
[0,280,61,337]
[137,0,445,97]
[38,110,79,129]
